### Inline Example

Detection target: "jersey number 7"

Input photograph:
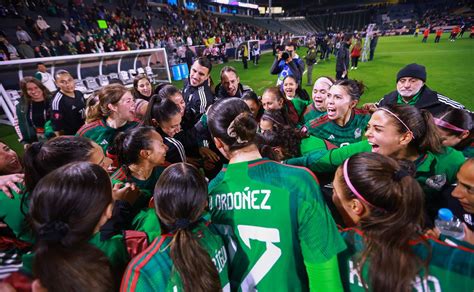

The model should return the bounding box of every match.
[238,225,282,290]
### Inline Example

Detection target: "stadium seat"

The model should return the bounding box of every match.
[128,69,137,78]
[84,77,101,91]
[108,73,119,81]
[137,68,145,75]
[98,75,109,87]
[7,90,21,102]
[74,79,89,93]
[119,71,132,85]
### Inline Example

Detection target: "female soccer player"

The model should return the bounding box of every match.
[302,76,334,124]
[261,86,299,126]
[154,83,186,118]
[333,152,474,291]
[434,108,473,158]
[145,86,199,164]
[131,74,153,101]
[241,91,263,122]
[111,126,167,212]
[29,162,115,291]
[306,79,370,147]
[16,77,53,145]
[121,163,230,291]
[281,75,310,118]
[206,98,345,291]
[77,84,138,154]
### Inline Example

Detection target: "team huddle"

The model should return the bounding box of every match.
[0,51,473,291]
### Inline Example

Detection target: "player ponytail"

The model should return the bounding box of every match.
[113,126,156,167]
[153,163,221,292]
[208,98,257,151]
[30,162,114,291]
[333,79,365,100]
[336,152,429,291]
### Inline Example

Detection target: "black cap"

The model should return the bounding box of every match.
[396,63,427,82]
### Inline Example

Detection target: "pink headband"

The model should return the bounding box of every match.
[378,108,415,138]
[433,118,467,133]
[343,159,385,211]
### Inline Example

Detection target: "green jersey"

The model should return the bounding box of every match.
[121,222,230,292]
[131,208,161,242]
[300,135,338,156]
[111,165,166,212]
[461,141,474,158]
[21,232,130,276]
[290,97,311,120]
[208,158,346,291]
[302,103,326,124]
[0,187,34,243]
[338,228,474,292]
[305,109,370,147]
[76,118,138,153]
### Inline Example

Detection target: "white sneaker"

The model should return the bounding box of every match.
[355,67,358,70]
[351,66,354,70]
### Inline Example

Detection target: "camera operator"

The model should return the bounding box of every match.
[270,41,305,86]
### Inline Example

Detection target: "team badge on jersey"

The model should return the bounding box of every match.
[354,128,361,139]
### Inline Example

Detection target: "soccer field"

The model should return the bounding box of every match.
[1,34,473,153]
[174,33,474,110]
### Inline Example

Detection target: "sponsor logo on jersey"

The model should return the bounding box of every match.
[209,188,271,211]
[100,139,108,145]
[328,134,335,140]
[464,214,473,227]
[72,105,76,110]
[354,128,361,139]
[425,174,446,191]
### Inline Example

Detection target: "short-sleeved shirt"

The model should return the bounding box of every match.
[208,158,346,291]
[121,222,230,291]
[76,118,138,153]
[338,228,474,291]
[305,109,370,147]
[50,90,85,135]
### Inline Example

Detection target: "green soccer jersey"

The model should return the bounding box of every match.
[338,228,474,292]
[76,118,138,153]
[300,135,338,156]
[111,165,166,212]
[208,158,346,291]
[121,222,230,292]
[0,187,34,244]
[305,109,370,147]
[302,103,326,124]
[290,97,311,120]
[21,232,130,276]
[131,208,161,242]
[461,142,474,158]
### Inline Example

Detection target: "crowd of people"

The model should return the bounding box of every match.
[0,46,473,290]
[0,1,272,61]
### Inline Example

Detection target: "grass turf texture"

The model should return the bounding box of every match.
[1,33,473,154]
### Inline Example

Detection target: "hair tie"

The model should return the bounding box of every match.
[433,117,467,134]
[393,169,409,181]
[38,221,69,243]
[227,116,249,144]
[343,158,386,212]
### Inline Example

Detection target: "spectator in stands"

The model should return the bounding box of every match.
[185,45,195,71]
[34,62,57,92]
[16,77,53,145]
[132,74,153,101]
[305,40,318,86]
[422,27,430,43]
[51,70,85,135]
[435,28,443,43]
[368,63,470,116]
[335,34,351,80]
[215,66,251,99]
[16,26,32,44]
[16,40,35,59]
[271,41,304,86]
[369,33,378,61]
[36,15,51,40]
[182,57,214,130]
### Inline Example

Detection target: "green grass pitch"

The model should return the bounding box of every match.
[2,33,472,153]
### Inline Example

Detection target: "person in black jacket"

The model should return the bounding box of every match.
[182,57,214,130]
[214,66,252,100]
[335,34,351,80]
[364,63,471,117]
